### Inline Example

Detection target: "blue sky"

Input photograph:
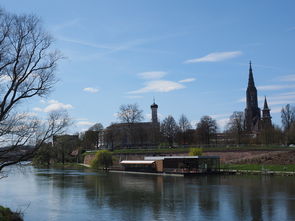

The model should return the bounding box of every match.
[1,0,295,132]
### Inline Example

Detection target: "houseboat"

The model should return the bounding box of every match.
[120,156,220,175]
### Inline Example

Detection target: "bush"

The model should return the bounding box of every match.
[91,150,113,170]
[188,147,203,156]
[0,206,23,221]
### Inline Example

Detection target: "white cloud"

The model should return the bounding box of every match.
[83,87,99,93]
[128,80,185,94]
[179,78,196,83]
[76,121,95,127]
[34,100,73,113]
[257,84,295,91]
[279,74,295,82]
[44,101,73,112]
[217,118,230,129]
[33,107,43,112]
[184,51,242,63]
[138,71,167,79]
[210,113,230,119]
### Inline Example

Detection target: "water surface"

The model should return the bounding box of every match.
[0,166,295,221]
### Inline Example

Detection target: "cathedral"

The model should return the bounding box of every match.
[244,62,272,134]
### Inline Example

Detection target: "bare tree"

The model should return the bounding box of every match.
[178,114,192,145]
[89,123,103,131]
[281,104,295,131]
[281,104,295,145]
[81,123,104,149]
[161,115,179,147]
[196,116,217,145]
[117,103,143,123]
[0,111,69,171]
[226,111,245,145]
[116,103,143,147]
[0,9,67,172]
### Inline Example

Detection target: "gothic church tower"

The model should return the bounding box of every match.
[261,97,272,129]
[151,99,158,123]
[244,62,261,132]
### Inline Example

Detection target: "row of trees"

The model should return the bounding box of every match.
[226,104,295,145]
[103,103,295,148]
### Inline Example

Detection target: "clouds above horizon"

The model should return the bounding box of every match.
[129,71,196,94]
[279,74,295,82]
[83,87,99,93]
[238,92,295,107]
[34,100,73,113]
[178,78,196,83]
[184,51,242,63]
[257,84,295,91]
[138,71,167,79]
[76,120,95,127]
[128,80,185,94]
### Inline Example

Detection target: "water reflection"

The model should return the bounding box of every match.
[1,166,295,221]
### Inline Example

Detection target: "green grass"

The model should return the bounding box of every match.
[83,145,291,156]
[221,164,295,172]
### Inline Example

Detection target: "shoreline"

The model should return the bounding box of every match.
[78,163,295,176]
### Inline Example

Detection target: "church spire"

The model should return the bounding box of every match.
[245,61,261,132]
[263,96,269,110]
[248,61,255,87]
[261,96,272,129]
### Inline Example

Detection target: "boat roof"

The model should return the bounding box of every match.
[120,160,155,165]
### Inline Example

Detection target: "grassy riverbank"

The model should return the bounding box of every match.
[221,164,295,172]
[0,206,23,221]
[84,145,290,155]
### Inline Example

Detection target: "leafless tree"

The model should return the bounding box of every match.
[89,123,103,131]
[116,103,143,147]
[178,114,192,145]
[178,114,192,132]
[196,115,217,145]
[0,9,67,173]
[226,111,245,145]
[281,104,295,131]
[0,111,69,171]
[117,103,143,123]
[161,115,179,147]
[281,104,295,145]
[81,123,104,149]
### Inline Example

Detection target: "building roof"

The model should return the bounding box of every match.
[120,160,155,164]
[144,156,220,160]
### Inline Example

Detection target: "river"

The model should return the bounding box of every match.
[0,166,295,221]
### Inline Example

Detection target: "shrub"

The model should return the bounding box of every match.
[91,150,113,170]
[0,206,23,221]
[188,148,203,156]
